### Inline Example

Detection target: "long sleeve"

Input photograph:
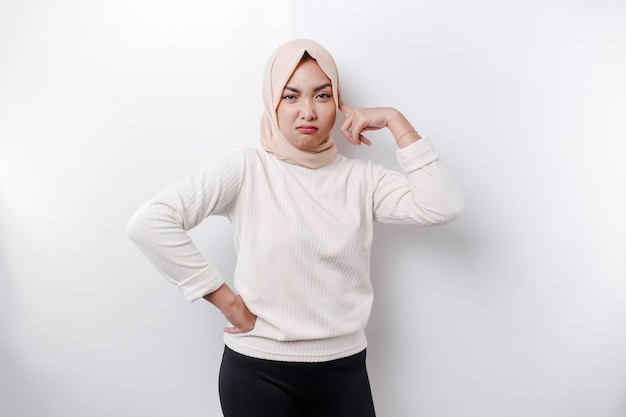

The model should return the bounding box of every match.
[372,137,464,225]
[127,144,462,361]
[127,149,245,302]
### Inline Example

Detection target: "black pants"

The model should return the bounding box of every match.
[219,346,377,417]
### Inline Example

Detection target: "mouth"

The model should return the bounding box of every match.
[296,125,319,134]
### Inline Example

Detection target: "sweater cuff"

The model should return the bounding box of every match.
[176,265,226,303]
[396,136,439,173]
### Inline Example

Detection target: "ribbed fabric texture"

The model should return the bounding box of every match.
[127,137,464,362]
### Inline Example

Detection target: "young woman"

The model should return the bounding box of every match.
[127,39,463,417]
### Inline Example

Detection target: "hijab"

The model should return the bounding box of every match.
[260,39,339,169]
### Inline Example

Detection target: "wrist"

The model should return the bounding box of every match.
[395,130,421,148]
[386,110,413,137]
[385,108,405,128]
[203,283,237,313]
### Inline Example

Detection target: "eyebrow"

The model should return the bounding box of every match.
[283,83,332,94]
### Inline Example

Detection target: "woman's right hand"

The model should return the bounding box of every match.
[203,284,257,334]
[222,295,257,334]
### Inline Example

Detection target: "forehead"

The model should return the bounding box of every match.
[284,59,331,87]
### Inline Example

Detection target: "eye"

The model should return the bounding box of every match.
[282,94,297,100]
[316,92,332,101]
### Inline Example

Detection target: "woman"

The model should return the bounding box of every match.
[127,39,463,417]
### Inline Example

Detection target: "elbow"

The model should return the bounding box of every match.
[126,206,145,243]
[446,193,465,223]
[126,200,183,245]
[425,193,464,226]
[126,202,155,245]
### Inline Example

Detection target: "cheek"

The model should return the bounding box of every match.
[321,107,336,131]
[276,104,289,128]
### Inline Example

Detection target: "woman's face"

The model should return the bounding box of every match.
[276,59,336,151]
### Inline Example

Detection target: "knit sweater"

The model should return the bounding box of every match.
[127,138,463,362]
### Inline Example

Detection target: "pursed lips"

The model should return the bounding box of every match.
[296,125,318,134]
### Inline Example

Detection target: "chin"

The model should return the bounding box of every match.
[301,141,325,151]
[290,136,325,151]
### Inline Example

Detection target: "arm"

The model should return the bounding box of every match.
[339,104,422,148]
[127,149,244,301]
[340,104,464,225]
[127,149,257,332]
[203,284,256,333]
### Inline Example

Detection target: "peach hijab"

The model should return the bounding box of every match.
[260,39,339,169]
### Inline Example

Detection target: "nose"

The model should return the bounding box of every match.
[300,99,316,120]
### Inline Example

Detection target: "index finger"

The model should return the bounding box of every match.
[339,101,353,115]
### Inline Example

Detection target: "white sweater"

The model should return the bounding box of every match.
[127,138,463,362]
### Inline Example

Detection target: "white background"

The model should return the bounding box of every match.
[1,1,625,416]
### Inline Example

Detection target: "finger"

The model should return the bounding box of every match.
[339,102,352,115]
[346,128,361,146]
[359,135,372,146]
[340,119,358,145]
[223,326,241,333]
[224,326,250,334]
[349,120,369,144]
[345,117,365,145]
[223,316,256,334]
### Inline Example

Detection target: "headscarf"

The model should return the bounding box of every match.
[260,39,339,169]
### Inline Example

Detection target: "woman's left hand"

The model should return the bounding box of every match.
[339,103,397,146]
[339,103,421,148]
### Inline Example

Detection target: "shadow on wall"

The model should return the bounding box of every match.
[366,218,477,334]
[364,220,477,414]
